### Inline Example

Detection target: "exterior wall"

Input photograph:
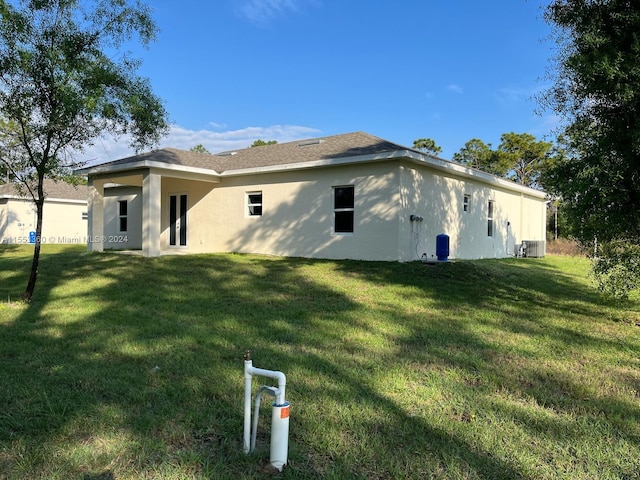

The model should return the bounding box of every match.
[0,197,87,244]
[85,159,546,261]
[103,186,143,249]
[398,164,546,261]
[158,162,402,261]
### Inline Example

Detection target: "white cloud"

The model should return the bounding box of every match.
[77,124,322,166]
[447,84,463,94]
[236,0,319,24]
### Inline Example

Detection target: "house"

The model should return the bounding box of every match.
[0,179,88,244]
[75,132,547,261]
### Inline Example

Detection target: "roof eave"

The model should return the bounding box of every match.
[75,160,222,181]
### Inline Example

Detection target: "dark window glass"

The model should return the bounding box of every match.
[335,211,354,233]
[248,193,262,204]
[334,186,354,233]
[169,195,177,245]
[119,200,127,216]
[119,217,127,232]
[334,186,354,209]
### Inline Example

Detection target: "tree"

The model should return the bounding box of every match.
[250,139,277,147]
[412,138,442,156]
[452,138,498,173]
[495,132,553,189]
[0,0,168,300]
[190,144,211,154]
[541,0,640,297]
[453,135,557,187]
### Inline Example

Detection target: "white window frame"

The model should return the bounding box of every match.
[463,194,470,213]
[247,191,263,217]
[487,200,494,237]
[333,185,355,234]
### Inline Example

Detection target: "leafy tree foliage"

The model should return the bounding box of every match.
[412,138,442,155]
[0,0,168,300]
[250,139,277,147]
[452,138,500,174]
[453,133,556,190]
[541,0,640,297]
[496,132,553,188]
[190,144,211,154]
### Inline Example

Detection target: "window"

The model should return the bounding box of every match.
[334,185,354,233]
[247,191,262,216]
[463,194,470,213]
[118,200,128,232]
[487,200,494,237]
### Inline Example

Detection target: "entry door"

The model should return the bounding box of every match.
[169,194,187,246]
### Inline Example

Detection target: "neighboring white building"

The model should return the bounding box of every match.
[76,132,547,261]
[0,180,87,245]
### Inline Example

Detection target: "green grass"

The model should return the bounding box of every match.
[0,245,639,480]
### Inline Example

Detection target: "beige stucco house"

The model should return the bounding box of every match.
[76,132,547,261]
[0,179,87,245]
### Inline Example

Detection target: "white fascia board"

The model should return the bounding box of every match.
[75,160,221,182]
[0,194,86,204]
[44,198,87,205]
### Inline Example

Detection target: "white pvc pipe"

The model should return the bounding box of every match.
[243,352,289,470]
[245,364,286,405]
[252,386,278,452]
[243,360,253,454]
[270,402,290,471]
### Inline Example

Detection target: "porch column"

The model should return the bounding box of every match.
[87,178,104,253]
[142,170,161,257]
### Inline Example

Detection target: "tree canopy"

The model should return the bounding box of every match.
[0,0,168,300]
[190,144,211,154]
[250,139,277,147]
[452,138,497,174]
[541,0,640,297]
[412,138,442,156]
[453,133,555,190]
[496,132,553,189]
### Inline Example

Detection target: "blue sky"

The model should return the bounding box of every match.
[85,0,559,163]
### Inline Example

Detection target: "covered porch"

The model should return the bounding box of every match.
[87,166,220,257]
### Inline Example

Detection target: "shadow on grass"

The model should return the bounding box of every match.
[0,246,638,479]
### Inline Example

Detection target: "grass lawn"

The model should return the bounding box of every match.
[0,245,639,479]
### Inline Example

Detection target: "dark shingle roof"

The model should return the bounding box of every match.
[87,132,412,174]
[0,179,87,201]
